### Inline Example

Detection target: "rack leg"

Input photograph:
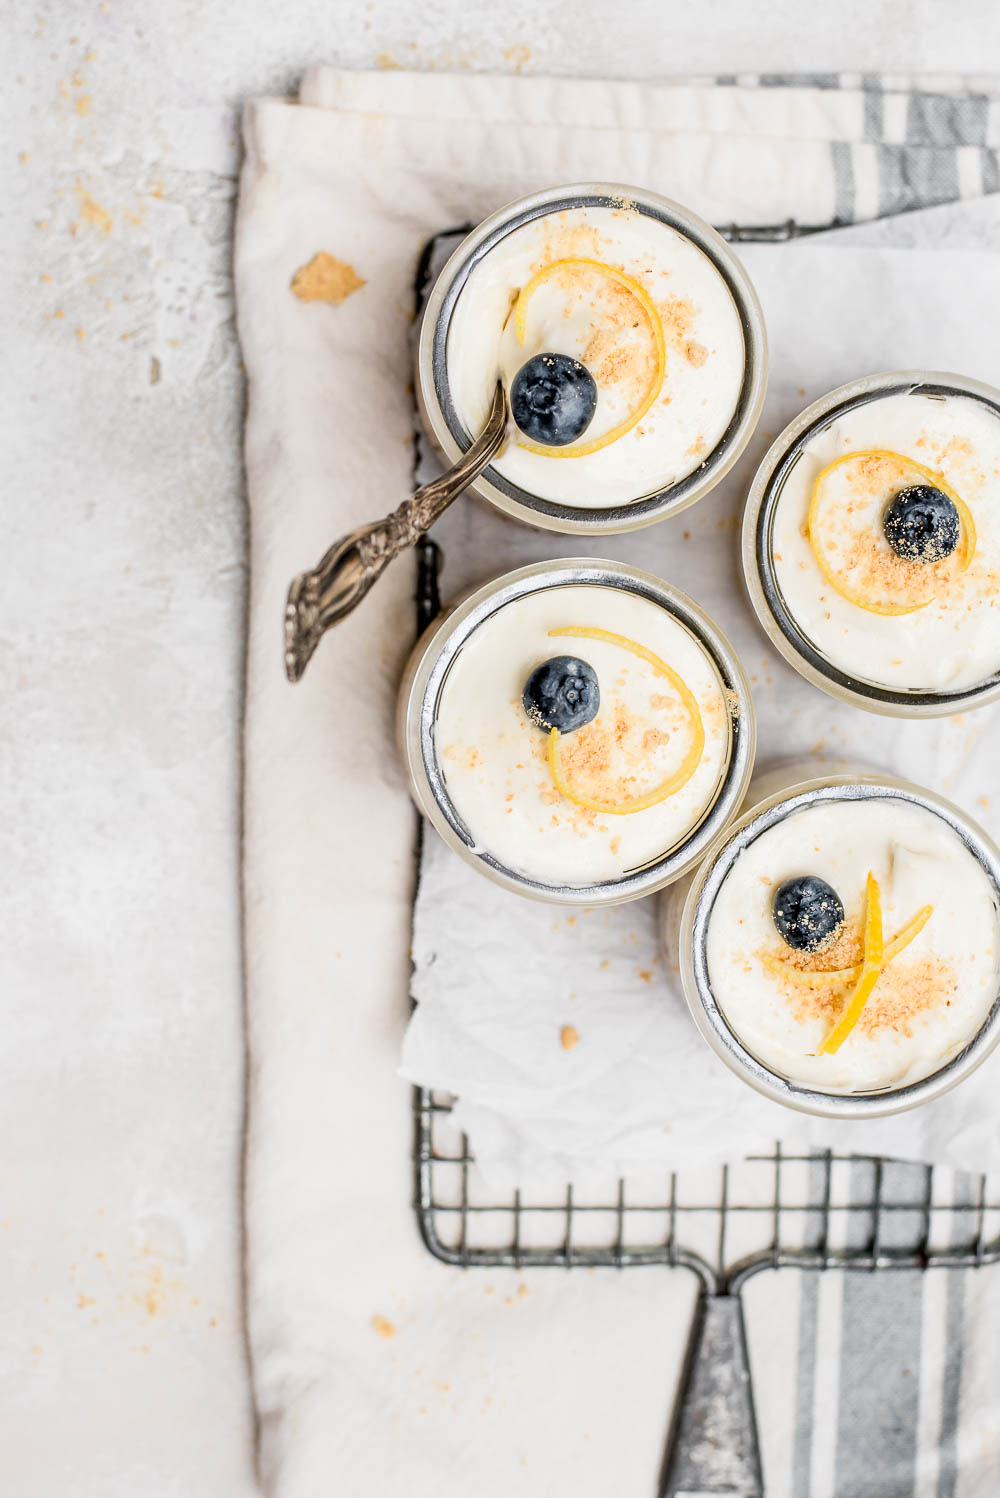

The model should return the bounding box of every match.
[660,1287,764,1498]
[415,537,442,634]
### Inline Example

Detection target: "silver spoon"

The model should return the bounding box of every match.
[284,380,508,683]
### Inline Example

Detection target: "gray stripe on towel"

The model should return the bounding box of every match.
[936,1268,965,1498]
[876,144,960,215]
[906,91,989,147]
[862,74,885,140]
[758,73,842,89]
[832,141,855,223]
[936,1170,977,1498]
[833,1161,925,1498]
[792,1154,830,1496]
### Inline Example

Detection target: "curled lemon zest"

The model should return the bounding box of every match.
[761,904,933,988]
[545,626,704,816]
[806,448,976,616]
[512,258,666,459]
[818,871,884,1055]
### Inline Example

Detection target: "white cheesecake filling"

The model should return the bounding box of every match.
[772,389,1000,691]
[706,797,999,1091]
[434,584,733,887]
[446,203,746,508]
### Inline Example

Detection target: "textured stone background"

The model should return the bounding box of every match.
[4,2,999,1494]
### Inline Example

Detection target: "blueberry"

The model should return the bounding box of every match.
[882,484,960,562]
[510,353,598,446]
[772,876,845,953]
[523,656,599,733]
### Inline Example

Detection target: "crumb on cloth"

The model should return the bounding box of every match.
[291,252,366,306]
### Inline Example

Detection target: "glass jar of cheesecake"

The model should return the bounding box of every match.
[398,559,756,904]
[743,371,1000,716]
[664,763,1000,1117]
[417,183,767,535]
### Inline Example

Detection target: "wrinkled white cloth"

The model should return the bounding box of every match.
[235,69,1000,1498]
[404,229,1000,1188]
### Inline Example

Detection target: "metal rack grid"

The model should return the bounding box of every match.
[407,217,1000,1495]
[414,1087,1000,1284]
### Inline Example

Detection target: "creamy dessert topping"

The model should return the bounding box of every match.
[447,204,746,507]
[771,389,1000,690]
[706,796,999,1091]
[434,584,733,886]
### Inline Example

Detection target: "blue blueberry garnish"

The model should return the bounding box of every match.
[882,484,960,562]
[510,353,598,447]
[772,876,845,953]
[523,656,599,733]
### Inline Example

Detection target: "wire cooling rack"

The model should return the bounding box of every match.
[414,1093,1000,1282]
[408,220,1000,1496]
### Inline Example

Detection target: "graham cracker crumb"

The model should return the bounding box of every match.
[76,188,112,234]
[290,252,366,306]
[503,44,533,72]
[372,1315,397,1339]
[560,1025,580,1051]
[810,451,989,609]
[759,917,957,1041]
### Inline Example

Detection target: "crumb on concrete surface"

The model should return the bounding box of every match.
[76,188,113,234]
[503,44,533,71]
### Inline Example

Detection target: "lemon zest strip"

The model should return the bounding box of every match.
[761,903,933,988]
[806,448,976,616]
[512,258,666,459]
[818,871,884,1055]
[544,626,704,816]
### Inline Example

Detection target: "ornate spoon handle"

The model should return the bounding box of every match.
[284,382,508,683]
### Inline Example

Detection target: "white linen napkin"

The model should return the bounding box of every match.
[235,69,1000,1498]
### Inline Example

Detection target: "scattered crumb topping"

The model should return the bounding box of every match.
[556,691,691,808]
[519,263,655,408]
[810,451,991,609]
[758,917,958,1040]
[521,228,712,427]
[769,918,864,974]
[371,1315,397,1339]
[560,1025,580,1050]
[790,954,957,1039]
